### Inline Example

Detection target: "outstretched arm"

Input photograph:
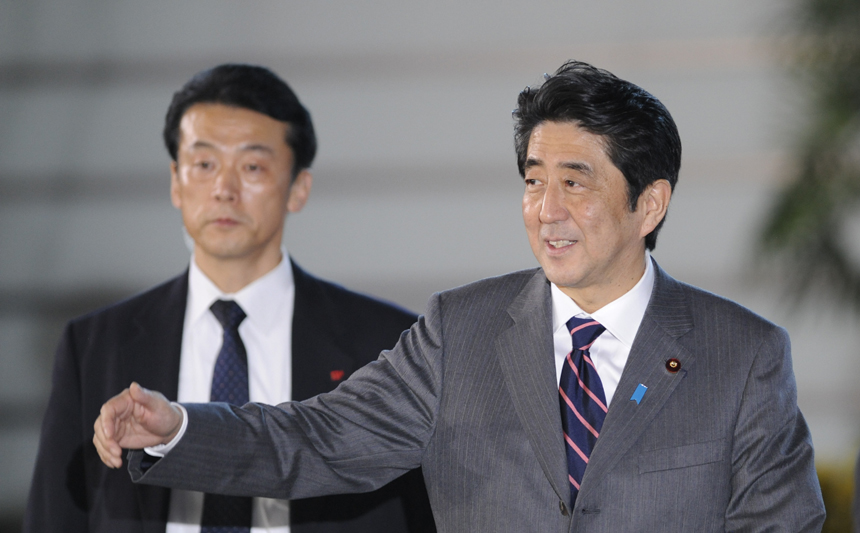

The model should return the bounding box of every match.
[116,297,444,501]
[93,382,183,468]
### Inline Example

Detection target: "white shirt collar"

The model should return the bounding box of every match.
[187,247,295,333]
[551,254,655,348]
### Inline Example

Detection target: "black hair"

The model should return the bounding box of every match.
[513,60,681,250]
[163,63,316,178]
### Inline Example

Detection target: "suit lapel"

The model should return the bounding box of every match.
[575,261,695,508]
[290,261,357,401]
[496,270,570,504]
[124,272,187,398]
[122,272,188,531]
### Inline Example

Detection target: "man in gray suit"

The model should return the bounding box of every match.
[94,60,826,532]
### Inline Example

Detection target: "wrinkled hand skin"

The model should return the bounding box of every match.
[93,382,182,468]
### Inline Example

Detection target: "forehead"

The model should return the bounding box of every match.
[178,103,291,151]
[526,121,611,164]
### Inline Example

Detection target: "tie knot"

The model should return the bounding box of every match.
[566,316,605,351]
[210,299,246,332]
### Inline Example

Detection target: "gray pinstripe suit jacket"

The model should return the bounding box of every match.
[129,261,825,532]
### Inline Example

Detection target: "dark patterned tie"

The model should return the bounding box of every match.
[201,300,252,533]
[558,316,607,508]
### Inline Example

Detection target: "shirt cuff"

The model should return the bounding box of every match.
[143,403,188,457]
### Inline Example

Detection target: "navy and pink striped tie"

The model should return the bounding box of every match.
[559,316,607,507]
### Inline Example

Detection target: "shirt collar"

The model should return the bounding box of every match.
[550,254,655,347]
[187,247,295,333]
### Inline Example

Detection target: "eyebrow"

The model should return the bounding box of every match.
[523,157,594,175]
[188,141,275,155]
[523,158,541,172]
[239,143,276,155]
[559,160,594,175]
[189,140,217,151]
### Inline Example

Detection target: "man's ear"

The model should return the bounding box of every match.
[287,170,312,214]
[169,161,182,209]
[638,179,672,239]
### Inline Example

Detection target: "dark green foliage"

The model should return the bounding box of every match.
[761,0,860,310]
[816,463,855,533]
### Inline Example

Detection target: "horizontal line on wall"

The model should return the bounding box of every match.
[0,172,170,201]
[0,37,788,90]
[0,401,48,429]
[0,287,137,316]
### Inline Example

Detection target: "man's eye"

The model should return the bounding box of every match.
[247,164,260,171]
[196,161,212,169]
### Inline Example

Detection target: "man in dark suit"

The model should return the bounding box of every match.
[25,64,433,533]
[93,60,825,531]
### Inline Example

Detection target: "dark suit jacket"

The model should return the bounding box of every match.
[129,261,825,532]
[24,261,435,533]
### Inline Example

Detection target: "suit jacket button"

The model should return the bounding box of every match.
[666,358,681,373]
[559,500,569,516]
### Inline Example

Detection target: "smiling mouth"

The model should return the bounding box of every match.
[548,240,576,248]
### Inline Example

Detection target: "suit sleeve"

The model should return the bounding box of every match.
[725,326,826,531]
[128,292,445,501]
[23,323,90,533]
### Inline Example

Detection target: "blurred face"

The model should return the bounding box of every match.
[522,121,668,311]
[170,103,311,272]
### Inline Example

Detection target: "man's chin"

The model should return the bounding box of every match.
[542,270,582,290]
[195,241,254,262]
[537,255,580,282]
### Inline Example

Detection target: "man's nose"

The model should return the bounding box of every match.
[212,166,239,201]
[539,182,568,224]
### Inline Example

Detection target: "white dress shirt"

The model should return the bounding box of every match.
[166,250,295,533]
[551,256,655,406]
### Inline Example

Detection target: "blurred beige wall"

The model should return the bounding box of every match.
[2,0,858,524]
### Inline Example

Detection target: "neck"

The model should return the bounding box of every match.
[193,248,284,294]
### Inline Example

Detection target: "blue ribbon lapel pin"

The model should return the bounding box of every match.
[630,383,648,405]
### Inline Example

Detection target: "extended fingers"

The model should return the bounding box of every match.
[93,410,123,469]
[92,387,132,469]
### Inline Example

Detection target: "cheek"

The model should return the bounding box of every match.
[179,206,203,238]
[522,203,544,253]
[578,197,599,218]
[176,186,216,232]
[576,199,611,232]
[248,180,290,204]
[522,195,540,225]
[251,187,291,221]
[183,191,210,218]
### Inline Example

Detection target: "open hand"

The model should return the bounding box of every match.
[93,382,183,468]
